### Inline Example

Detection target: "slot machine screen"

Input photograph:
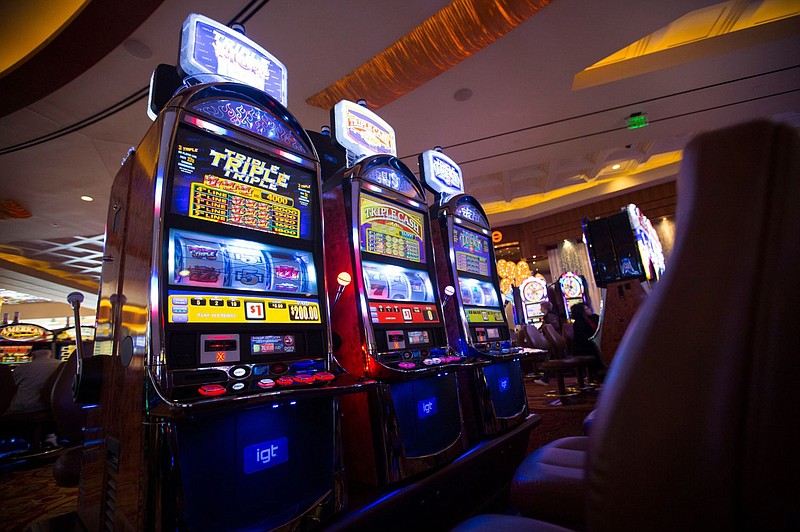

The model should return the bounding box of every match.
[167,228,317,296]
[359,193,425,263]
[169,125,316,240]
[362,261,434,303]
[453,225,491,277]
[457,277,500,308]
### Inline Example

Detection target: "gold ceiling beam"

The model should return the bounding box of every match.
[306,0,552,110]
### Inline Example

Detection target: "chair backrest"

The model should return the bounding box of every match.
[522,325,550,351]
[0,364,16,415]
[50,350,86,442]
[540,323,567,359]
[586,120,800,530]
[561,321,575,355]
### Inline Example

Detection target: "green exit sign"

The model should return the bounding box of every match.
[626,113,649,129]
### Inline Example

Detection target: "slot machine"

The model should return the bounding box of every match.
[322,100,467,486]
[518,275,550,326]
[0,322,54,364]
[75,15,369,531]
[553,271,590,319]
[420,149,528,441]
[582,203,665,367]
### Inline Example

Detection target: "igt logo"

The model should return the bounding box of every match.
[244,437,288,474]
[417,397,438,419]
[499,377,510,392]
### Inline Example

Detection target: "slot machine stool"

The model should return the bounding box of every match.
[510,435,589,529]
[540,358,583,406]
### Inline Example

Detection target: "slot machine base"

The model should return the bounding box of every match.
[339,375,465,486]
[327,413,541,531]
[457,358,529,445]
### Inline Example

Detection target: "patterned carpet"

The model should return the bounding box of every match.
[0,375,595,531]
[0,457,79,532]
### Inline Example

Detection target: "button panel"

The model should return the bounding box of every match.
[173,358,335,401]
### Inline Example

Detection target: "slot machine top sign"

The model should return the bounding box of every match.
[419,149,464,204]
[332,100,396,159]
[179,13,288,107]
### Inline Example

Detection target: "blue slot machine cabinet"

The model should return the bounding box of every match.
[419,149,529,442]
[321,100,468,486]
[75,15,369,531]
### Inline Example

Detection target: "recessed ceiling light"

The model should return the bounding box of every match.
[453,88,473,102]
[80,195,94,202]
[123,39,153,60]
[611,163,621,170]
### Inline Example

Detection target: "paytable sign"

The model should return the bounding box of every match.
[179,13,288,106]
[332,100,396,159]
[419,149,464,204]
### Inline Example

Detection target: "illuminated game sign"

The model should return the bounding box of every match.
[626,204,666,280]
[453,226,491,276]
[359,195,425,263]
[170,127,314,240]
[362,166,418,198]
[559,272,584,299]
[454,203,486,227]
[519,276,548,305]
[332,100,396,158]
[179,13,288,106]
[419,149,464,203]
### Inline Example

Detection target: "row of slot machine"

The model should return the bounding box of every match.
[69,15,534,531]
[517,271,590,326]
[0,322,94,364]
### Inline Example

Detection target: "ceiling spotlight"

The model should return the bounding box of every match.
[80,195,94,202]
[611,163,621,170]
[453,88,473,102]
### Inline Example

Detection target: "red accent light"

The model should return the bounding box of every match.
[276,376,294,386]
[198,384,226,396]
[314,372,335,382]
[293,374,315,385]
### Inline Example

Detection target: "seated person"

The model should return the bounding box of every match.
[570,302,603,371]
[538,301,561,334]
[5,343,63,447]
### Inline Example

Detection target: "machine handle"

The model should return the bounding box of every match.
[67,292,89,403]
[67,292,85,362]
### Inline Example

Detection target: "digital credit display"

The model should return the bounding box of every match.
[170,126,315,240]
[251,335,295,355]
[453,225,490,277]
[359,194,425,263]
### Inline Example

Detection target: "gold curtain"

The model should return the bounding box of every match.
[306,0,552,110]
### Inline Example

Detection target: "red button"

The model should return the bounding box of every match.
[198,384,226,396]
[276,376,294,386]
[314,372,335,382]
[293,374,315,385]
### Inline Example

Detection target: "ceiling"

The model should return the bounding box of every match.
[1,0,799,310]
